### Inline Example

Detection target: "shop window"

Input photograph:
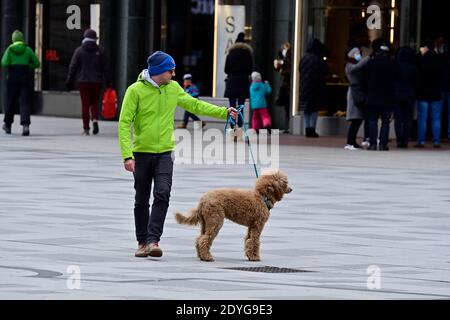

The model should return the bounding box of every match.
[306,0,401,116]
[38,0,100,91]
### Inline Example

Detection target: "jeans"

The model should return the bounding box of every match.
[368,106,391,147]
[304,111,318,128]
[394,100,414,146]
[4,68,32,126]
[133,152,173,244]
[417,100,443,145]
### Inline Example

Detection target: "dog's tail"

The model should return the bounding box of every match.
[175,208,200,226]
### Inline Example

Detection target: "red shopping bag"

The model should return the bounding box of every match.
[102,88,117,120]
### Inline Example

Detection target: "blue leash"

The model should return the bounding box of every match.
[225,105,271,210]
[225,105,259,178]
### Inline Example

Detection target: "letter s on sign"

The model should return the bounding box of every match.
[225,16,235,33]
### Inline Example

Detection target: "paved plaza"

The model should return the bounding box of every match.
[1,115,450,299]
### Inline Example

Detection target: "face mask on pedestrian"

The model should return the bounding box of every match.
[354,53,362,62]
[282,48,287,57]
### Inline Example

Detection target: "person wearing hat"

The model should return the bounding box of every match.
[118,51,237,258]
[66,29,111,135]
[1,30,40,136]
[176,74,206,129]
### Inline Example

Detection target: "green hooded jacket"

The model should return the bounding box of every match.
[118,71,228,160]
[1,41,40,69]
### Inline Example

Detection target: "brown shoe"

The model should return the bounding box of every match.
[148,242,163,257]
[177,123,187,129]
[135,243,149,257]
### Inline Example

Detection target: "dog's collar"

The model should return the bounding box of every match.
[262,196,272,210]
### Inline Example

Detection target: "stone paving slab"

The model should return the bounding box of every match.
[0,115,450,300]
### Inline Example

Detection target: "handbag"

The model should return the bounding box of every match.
[102,88,117,120]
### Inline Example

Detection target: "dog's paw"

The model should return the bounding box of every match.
[247,256,261,262]
[200,256,215,262]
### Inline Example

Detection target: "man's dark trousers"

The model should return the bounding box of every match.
[133,151,173,244]
[4,67,32,126]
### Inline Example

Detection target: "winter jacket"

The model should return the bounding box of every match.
[345,57,369,120]
[224,42,253,99]
[66,40,110,84]
[299,39,328,113]
[361,51,397,108]
[395,47,418,103]
[1,41,40,70]
[250,81,271,109]
[185,84,200,98]
[417,50,444,101]
[118,70,228,160]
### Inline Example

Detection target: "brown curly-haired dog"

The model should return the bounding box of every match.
[175,170,292,262]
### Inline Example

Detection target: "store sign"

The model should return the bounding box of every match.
[191,0,214,15]
[215,5,245,97]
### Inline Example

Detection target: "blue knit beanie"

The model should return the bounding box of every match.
[147,51,176,76]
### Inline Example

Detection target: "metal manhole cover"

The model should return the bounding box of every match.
[223,266,313,273]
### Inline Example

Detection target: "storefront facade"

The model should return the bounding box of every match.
[1,0,447,134]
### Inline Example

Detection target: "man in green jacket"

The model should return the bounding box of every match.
[118,51,237,258]
[1,30,40,136]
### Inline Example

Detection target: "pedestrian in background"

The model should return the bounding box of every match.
[118,51,237,258]
[249,71,272,133]
[177,74,205,129]
[415,40,445,148]
[299,38,328,138]
[1,30,40,136]
[394,46,418,148]
[66,29,111,136]
[438,37,450,140]
[224,32,253,129]
[344,47,369,150]
[361,38,397,151]
[274,42,292,133]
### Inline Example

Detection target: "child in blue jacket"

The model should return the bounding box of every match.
[250,71,272,132]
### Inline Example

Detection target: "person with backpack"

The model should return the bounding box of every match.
[1,30,40,136]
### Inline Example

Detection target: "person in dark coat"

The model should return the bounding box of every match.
[66,29,111,135]
[361,38,397,150]
[274,42,292,133]
[394,46,418,148]
[299,38,328,138]
[415,40,445,148]
[224,32,253,128]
